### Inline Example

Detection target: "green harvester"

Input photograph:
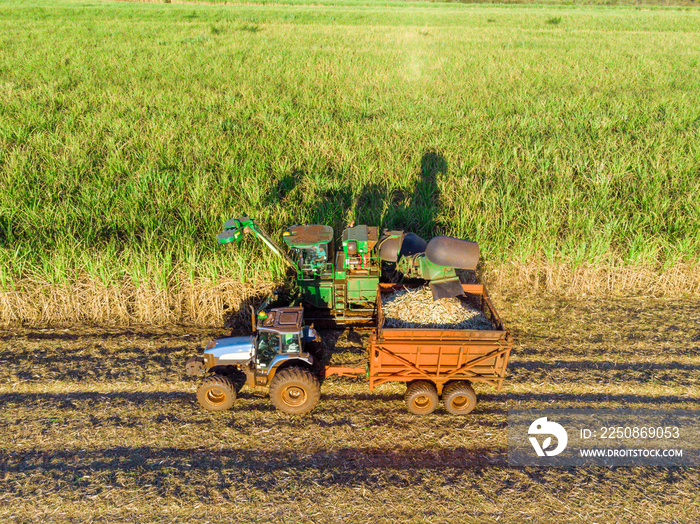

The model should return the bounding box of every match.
[217,215,480,323]
[218,216,381,322]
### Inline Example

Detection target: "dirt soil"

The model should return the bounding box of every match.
[1,295,699,523]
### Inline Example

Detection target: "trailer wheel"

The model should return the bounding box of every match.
[405,381,439,415]
[197,374,237,411]
[269,367,321,415]
[443,381,477,415]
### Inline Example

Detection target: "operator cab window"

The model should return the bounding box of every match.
[299,245,327,275]
[257,331,280,367]
[281,333,301,354]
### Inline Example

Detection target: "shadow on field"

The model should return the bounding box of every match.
[1,445,507,482]
[354,150,445,236]
[0,391,194,407]
[506,361,700,387]
[482,392,698,405]
[267,150,447,238]
[0,390,404,407]
[3,346,193,364]
[510,360,700,372]
[2,344,201,383]
[1,390,696,412]
[0,330,193,342]
[223,288,281,330]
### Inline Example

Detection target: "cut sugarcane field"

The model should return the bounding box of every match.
[1,0,700,523]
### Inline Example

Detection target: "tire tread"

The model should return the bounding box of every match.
[404,380,439,415]
[269,367,321,415]
[197,374,237,411]
[443,381,477,415]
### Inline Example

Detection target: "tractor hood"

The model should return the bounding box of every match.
[204,336,254,366]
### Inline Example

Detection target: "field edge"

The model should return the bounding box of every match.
[1,261,697,326]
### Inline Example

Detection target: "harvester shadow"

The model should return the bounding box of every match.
[317,328,366,369]
[354,149,446,236]
[265,150,447,239]
[265,167,354,237]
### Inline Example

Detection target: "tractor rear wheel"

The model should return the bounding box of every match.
[443,381,477,415]
[269,367,321,415]
[197,374,237,411]
[404,381,439,415]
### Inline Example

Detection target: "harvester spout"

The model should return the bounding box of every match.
[425,236,479,271]
[392,235,480,301]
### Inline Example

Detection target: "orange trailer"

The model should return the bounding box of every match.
[325,283,513,415]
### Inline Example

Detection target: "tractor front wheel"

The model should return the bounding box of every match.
[405,381,439,415]
[269,367,321,415]
[197,374,237,411]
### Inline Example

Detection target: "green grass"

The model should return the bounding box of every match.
[1,0,700,313]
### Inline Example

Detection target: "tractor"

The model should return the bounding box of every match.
[185,305,323,415]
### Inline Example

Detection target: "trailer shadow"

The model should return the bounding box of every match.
[1,445,508,485]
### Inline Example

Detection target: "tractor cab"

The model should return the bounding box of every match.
[282,225,334,277]
[252,306,318,383]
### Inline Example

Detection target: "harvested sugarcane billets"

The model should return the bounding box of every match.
[381,286,494,330]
